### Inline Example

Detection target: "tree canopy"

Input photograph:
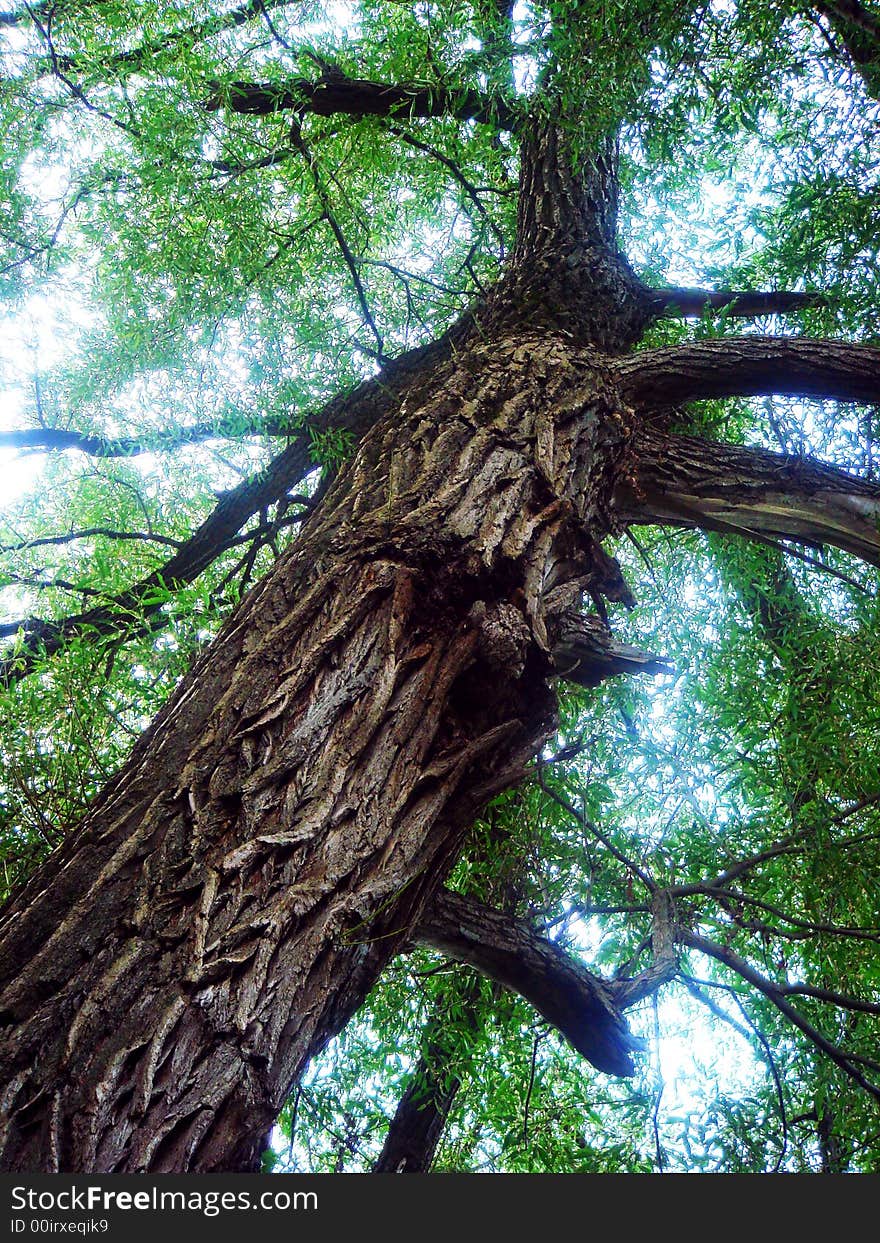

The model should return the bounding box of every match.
[1,0,880,1174]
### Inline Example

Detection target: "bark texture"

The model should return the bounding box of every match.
[618,430,880,566]
[0,323,639,1172]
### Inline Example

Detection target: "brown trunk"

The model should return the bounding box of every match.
[0,320,636,1172]
[4,103,871,1173]
[372,972,484,1174]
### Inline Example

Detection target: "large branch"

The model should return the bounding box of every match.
[547,606,674,687]
[615,336,880,407]
[205,73,519,130]
[413,889,643,1076]
[649,288,822,319]
[617,430,880,567]
[0,420,291,458]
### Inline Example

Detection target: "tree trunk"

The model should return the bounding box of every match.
[372,971,484,1174]
[3,103,880,1173]
[0,316,639,1171]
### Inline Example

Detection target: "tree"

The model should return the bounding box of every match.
[1,0,880,1174]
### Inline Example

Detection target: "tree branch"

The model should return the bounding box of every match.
[18,0,298,83]
[0,422,291,459]
[0,312,478,684]
[681,929,880,1103]
[614,890,679,1008]
[373,972,484,1173]
[649,288,823,319]
[615,336,880,407]
[413,888,643,1075]
[617,429,880,567]
[547,607,674,687]
[289,119,386,360]
[204,72,519,130]
[817,0,880,39]
[813,0,880,96]
[536,771,657,895]
[384,122,507,251]
[0,527,182,555]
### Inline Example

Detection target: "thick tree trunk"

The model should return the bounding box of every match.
[3,100,878,1174]
[0,321,637,1172]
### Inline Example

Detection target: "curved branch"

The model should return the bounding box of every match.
[616,336,880,406]
[413,889,643,1075]
[0,527,182,554]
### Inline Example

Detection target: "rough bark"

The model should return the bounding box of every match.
[615,337,880,407]
[0,311,478,687]
[617,430,880,566]
[0,321,640,1172]
[484,125,652,350]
